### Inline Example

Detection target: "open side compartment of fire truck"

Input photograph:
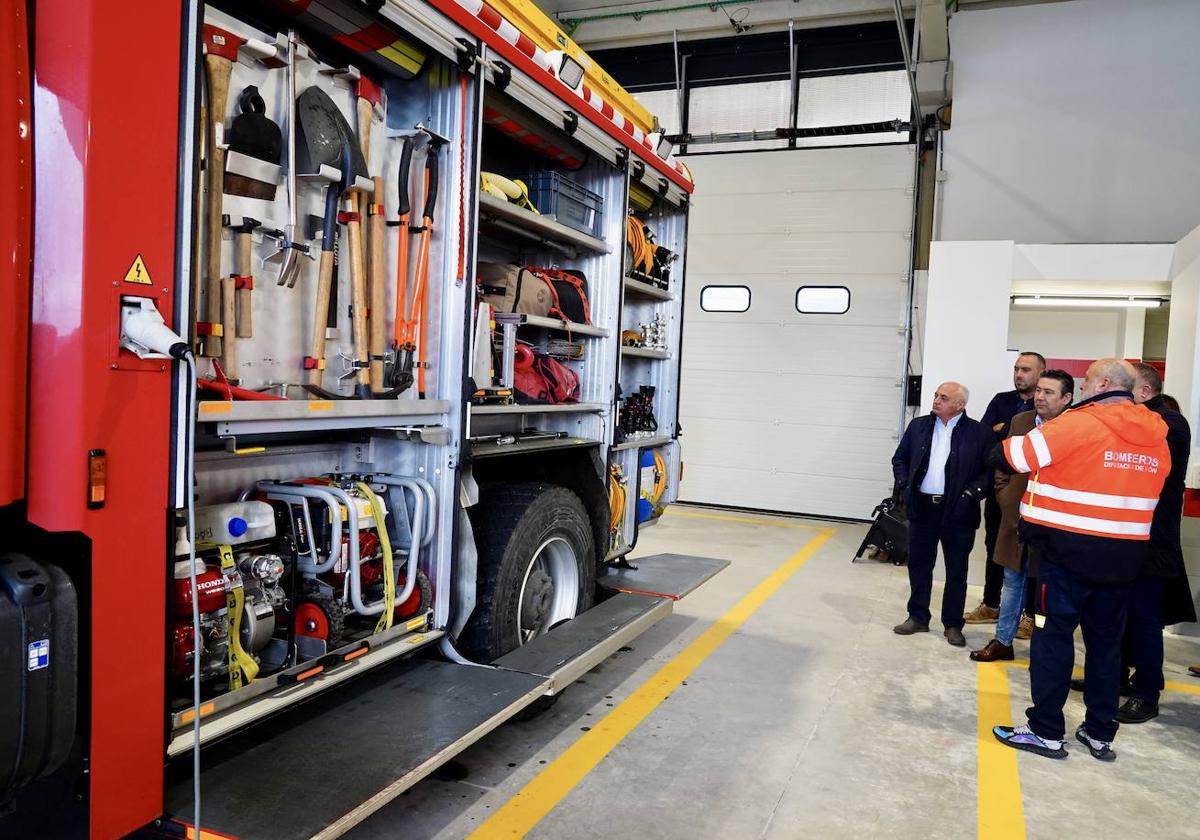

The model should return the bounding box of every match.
[0,0,717,837]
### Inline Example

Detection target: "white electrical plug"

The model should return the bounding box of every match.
[119,296,190,360]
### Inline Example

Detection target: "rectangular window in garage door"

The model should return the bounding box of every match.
[796,285,850,314]
[701,285,751,312]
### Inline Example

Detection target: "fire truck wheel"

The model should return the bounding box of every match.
[462,483,595,663]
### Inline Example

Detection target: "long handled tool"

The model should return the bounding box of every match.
[382,138,415,395]
[199,25,246,358]
[386,133,444,397]
[356,78,387,394]
[295,86,369,398]
[230,217,260,337]
[341,174,372,399]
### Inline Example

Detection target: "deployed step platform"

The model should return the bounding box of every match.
[163,554,726,840]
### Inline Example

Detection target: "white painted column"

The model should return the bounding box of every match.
[1117,307,1146,359]
[1165,224,1200,636]
[922,241,1016,417]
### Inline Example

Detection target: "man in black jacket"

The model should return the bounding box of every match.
[1117,363,1195,722]
[892,382,994,647]
[965,351,1046,624]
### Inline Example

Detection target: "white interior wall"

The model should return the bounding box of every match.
[939,0,1200,244]
[921,241,1014,418]
[1006,309,1123,360]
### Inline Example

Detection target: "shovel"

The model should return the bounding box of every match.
[295,86,369,399]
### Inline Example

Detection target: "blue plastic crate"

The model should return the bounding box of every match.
[527,172,604,239]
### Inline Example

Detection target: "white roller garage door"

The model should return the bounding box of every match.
[679,145,915,520]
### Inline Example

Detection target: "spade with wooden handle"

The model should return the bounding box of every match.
[294,85,369,398]
[200,24,245,359]
[355,77,387,393]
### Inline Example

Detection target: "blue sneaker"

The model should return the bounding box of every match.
[1074,725,1116,762]
[993,724,1068,759]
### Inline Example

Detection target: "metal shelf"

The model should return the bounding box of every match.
[197,397,452,436]
[471,435,602,458]
[471,401,608,416]
[612,434,673,452]
[623,276,675,301]
[494,312,609,338]
[478,193,610,256]
[621,346,672,360]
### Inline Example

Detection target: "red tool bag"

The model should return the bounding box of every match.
[513,345,580,405]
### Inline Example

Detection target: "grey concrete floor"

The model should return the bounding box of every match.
[347,505,1200,840]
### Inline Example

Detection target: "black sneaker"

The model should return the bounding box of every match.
[1117,697,1159,724]
[1074,725,1116,762]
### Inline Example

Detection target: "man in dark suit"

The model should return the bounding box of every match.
[1117,363,1195,722]
[892,381,994,646]
[965,351,1046,624]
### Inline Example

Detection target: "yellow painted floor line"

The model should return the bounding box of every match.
[977,663,1026,840]
[666,508,825,530]
[468,528,838,839]
[1163,679,1200,696]
[1006,660,1200,696]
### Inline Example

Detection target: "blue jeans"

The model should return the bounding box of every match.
[996,565,1027,645]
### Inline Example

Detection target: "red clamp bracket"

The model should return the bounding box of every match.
[366,202,385,217]
[196,322,224,337]
[233,274,254,290]
[337,210,361,224]
[302,356,326,371]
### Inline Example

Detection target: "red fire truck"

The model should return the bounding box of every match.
[1,0,721,837]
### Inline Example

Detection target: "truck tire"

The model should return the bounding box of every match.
[463,483,595,662]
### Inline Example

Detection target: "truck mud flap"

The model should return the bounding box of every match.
[597,553,730,600]
[162,660,548,840]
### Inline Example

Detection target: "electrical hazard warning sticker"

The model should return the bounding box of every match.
[124,254,153,284]
[28,639,49,671]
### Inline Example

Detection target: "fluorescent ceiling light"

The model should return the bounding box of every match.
[1011,296,1164,308]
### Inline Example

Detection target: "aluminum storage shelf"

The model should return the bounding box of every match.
[471,436,602,458]
[478,193,610,255]
[611,434,673,452]
[621,346,672,360]
[197,398,452,436]
[623,276,675,301]
[471,401,609,415]
[495,312,610,338]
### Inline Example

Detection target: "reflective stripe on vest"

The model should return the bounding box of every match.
[1018,501,1153,538]
[1005,429,1052,472]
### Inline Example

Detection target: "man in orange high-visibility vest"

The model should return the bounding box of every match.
[990,358,1170,762]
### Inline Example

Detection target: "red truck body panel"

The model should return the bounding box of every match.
[0,0,31,508]
[28,0,184,834]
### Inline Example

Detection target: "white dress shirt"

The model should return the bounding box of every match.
[919,412,963,495]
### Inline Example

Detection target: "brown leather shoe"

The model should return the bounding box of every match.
[893,617,930,635]
[1190,665,1200,678]
[945,627,966,647]
[970,639,1015,662]
[963,602,999,624]
[1016,614,1034,640]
